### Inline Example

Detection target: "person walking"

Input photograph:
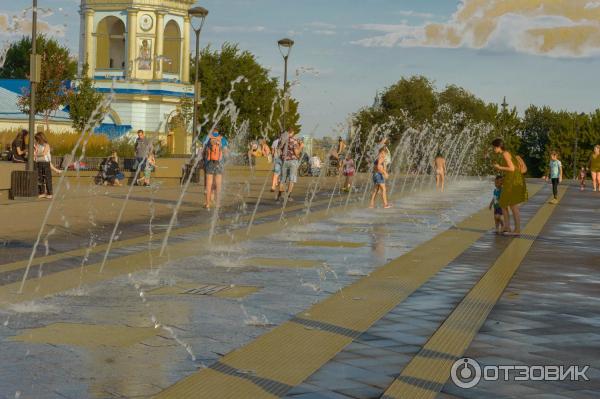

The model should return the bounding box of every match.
[33,132,54,199]
[342,153,355,192]
[434,153,446,192]
[270,135,282,192]
[589,145,600,192]
[369,147,392,209]
[203,127,229,209]
[548,151,563,204]
[492,138,528,235]
[277,127,303,202]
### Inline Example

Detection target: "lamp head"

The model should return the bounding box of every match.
[278,38,295,48]
[189,6,209,18]
[278,38,295,58]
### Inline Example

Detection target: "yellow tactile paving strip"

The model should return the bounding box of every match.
[381,186,566,399]
[10,323,158,348]
[155,184,544,399]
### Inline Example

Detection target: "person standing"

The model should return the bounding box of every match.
[270,135,282,192]
[579,166,588,191]
[548,151,563,204]
[134,129,150,173]
[589,145,600,192]
[203,128,229,209]
[33,132,53,199]
[492,138,528,235]
[277,127,303,202]
[434,153,446,192]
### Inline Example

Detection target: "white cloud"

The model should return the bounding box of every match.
[211,25,266,33]
[396,10,436,19]
[314,30,336,36]
[0,11,66,38]
[352,0,600,58]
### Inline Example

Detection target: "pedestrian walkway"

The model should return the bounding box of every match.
[156,184,599,399]
[2,180,598,399]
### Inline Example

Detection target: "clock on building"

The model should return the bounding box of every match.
[139,14,154,31]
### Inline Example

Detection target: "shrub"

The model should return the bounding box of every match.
[0,129,135,157]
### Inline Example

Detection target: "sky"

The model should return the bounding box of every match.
[2,0,600,137]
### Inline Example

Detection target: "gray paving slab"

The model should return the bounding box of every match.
[286,184,550,398]
[441,186,600,398]
[1,181,492,398]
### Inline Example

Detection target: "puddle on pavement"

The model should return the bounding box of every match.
[295,241,366,248]
[147,282,260,299]
[244,257,324,269]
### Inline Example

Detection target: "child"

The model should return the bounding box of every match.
[549,151,562,204]
[342,153,355,191]
[579,166,587,191]
[489,176,504,234]
[138,152,155,186]
[33,132,54,199]
[369,148,391,209]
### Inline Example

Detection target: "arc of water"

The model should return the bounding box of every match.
[159,77,247,256]
[99,120,164,273]
[18,90,115,293]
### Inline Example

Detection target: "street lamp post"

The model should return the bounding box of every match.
[573,112,586,179]
[189,6,208,146]
[277,38,294,131]
[27,0,39,171]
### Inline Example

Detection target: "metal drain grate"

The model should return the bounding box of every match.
[182,284,229,296]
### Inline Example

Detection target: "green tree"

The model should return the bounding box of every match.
[438,85,496,123]
[520,106,556,177]
[14,36,77,130]
[380,76,437,123]
[66,64,106,132]
[190,43,300,141]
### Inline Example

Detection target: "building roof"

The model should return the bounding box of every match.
[0,84,71,123]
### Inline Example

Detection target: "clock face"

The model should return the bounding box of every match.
[140,14,153,31]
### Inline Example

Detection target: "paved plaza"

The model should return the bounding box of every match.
[0,173,599,399]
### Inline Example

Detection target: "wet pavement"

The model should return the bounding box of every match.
[0,178,598,399]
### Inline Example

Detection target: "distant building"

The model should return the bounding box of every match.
[0,80,72,133]
[79,0,196,152]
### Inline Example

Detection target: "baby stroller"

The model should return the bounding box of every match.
[326,155,340,177]
[298,152,311,177]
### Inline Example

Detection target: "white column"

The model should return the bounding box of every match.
[84,9,95,78]
[182,16,190,83]
[153,11,165,80]
[127,8,138,79]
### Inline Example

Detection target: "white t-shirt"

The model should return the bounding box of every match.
[271,138,281,159]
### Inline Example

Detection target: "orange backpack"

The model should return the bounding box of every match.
[205,135,223,162]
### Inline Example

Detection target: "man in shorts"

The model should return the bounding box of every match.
[277,127,303,202]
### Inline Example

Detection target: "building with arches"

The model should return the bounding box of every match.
[79,0,195,152]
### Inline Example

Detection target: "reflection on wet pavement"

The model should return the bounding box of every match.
[0,180,492,398]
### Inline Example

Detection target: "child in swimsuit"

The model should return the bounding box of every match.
[489,176,504,234]
[579,166,587,191]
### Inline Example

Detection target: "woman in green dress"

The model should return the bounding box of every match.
[590,145,600,192]
[492,138,528,236]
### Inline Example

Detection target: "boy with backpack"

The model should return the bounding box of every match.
[202,128,229,210]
